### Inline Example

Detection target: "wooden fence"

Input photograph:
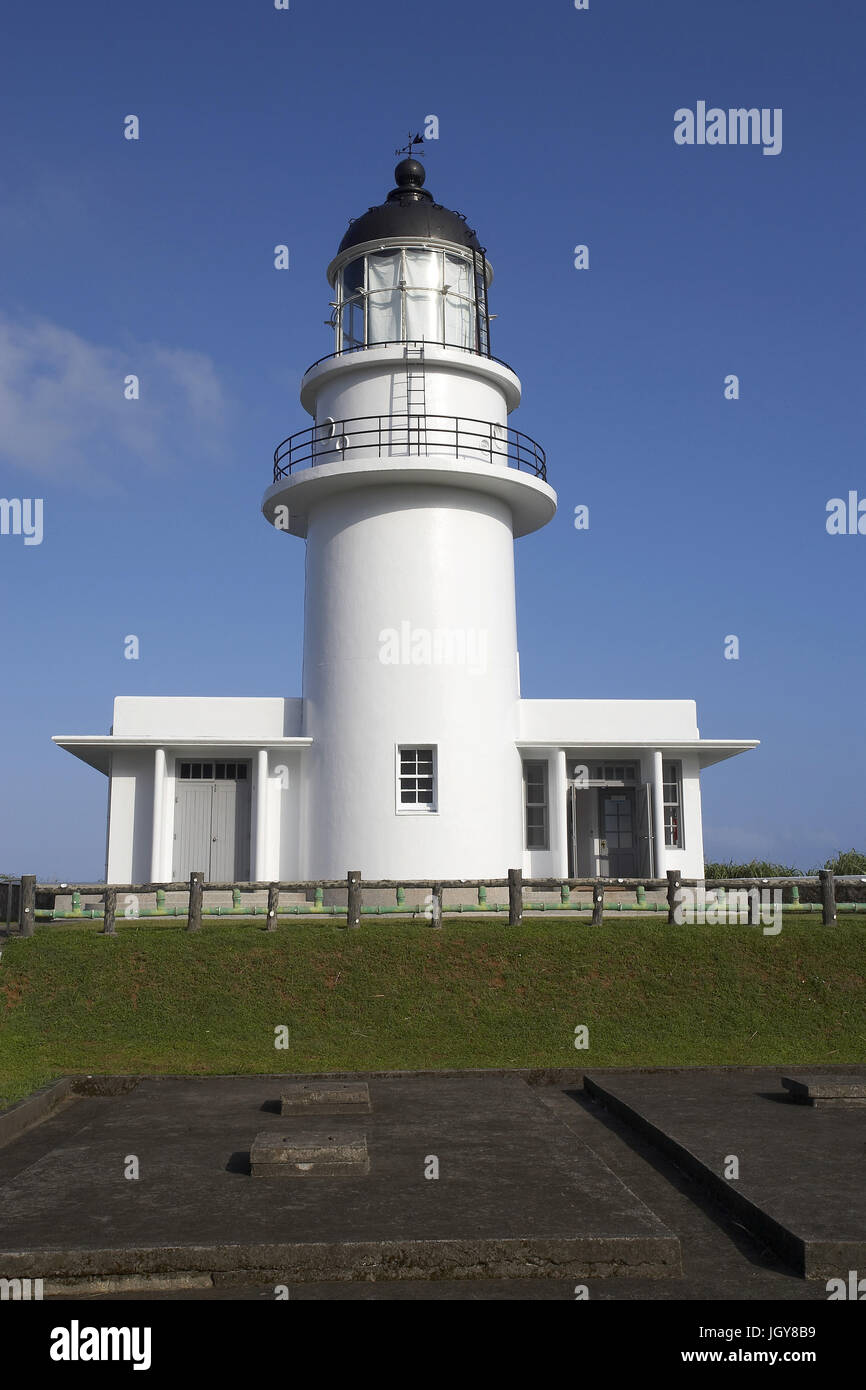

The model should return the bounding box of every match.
[2,869,855,936]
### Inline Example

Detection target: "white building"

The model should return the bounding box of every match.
[55,157,757,885]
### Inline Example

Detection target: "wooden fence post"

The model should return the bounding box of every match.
[666,869,681,925]
[591,882,604,926]
[102,887,117,936]
[818,870,837,926]
[508,868,523,926]
[187,871,204,932]
[266,882,279,932]
[429,883,443,929]
[19,875,35,938]
[347,870,362,929]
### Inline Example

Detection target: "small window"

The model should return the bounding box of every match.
[663,762,683,848]
[524,760,549,850]
[178,760,248,781]
[397,746,437,811]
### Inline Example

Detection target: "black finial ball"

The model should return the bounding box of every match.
[394,157,425,188]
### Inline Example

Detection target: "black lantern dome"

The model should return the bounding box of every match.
[337,159,483,255]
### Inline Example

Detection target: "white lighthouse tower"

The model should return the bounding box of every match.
[56,152,757,888]
[262,154,556,879]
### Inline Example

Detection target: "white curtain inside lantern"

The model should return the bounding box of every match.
[403,249,442,343]
[366,250,401,344]
[338,246,484,352]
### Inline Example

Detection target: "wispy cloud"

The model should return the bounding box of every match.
[0,313,227,492]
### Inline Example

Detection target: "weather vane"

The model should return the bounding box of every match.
[395,131,425,159]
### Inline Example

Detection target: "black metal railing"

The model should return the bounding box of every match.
[273,412,547,482]
[301,339,517,379]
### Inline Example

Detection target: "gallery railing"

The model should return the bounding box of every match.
[273,412,547,482]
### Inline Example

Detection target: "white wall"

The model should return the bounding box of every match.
[519,699,700,743]
[112,697,301,738]
[106,750,154,883]
[302,483,524,878]
[661,751,705,879]
[312,360,510,439]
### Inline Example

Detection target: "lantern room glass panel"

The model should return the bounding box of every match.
[336,246,490,354]
[403,248,442,343]
[366,250,402,345]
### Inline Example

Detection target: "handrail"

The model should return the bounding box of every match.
[273,411,547,482]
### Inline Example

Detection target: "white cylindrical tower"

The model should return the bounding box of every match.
[263,156,556,879]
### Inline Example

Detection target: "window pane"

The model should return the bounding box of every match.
[367,250,401,289]
[404,248,441,288]
[237,764,247,779]
[342,298,365,348]
[444,294,473,348]
[367,290,401,344]
[180,763,190,779]
[342,257,364,297]
[215,763,225,779]
[405,288,441,343]
[446,253,473,298]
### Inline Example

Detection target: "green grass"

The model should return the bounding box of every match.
[1,916,864,1106]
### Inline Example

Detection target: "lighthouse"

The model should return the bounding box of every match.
[55,152,758,889]
[263,154,556,879]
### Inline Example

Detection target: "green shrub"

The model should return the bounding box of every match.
[810,849,866,876]
[704,859,801,879]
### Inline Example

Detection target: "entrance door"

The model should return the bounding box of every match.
[173,783,211,879]
[173,762,251,879]
[599,788,638,876]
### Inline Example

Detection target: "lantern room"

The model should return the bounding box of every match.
[326,157,492,357]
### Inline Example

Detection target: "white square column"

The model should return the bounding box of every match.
[150,747,166,881]
[254,748,270,882]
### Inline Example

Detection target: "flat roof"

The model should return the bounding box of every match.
[52,735,313,775]
[515,740,759,770]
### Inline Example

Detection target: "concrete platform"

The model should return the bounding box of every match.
[0,1075,679,1288]
[280,1081,371,1116]
[250,1128,369,1177]
[781,1074,866,1106]
[584,1067,866,1279]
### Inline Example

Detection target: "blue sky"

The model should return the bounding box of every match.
[1,0,863,878]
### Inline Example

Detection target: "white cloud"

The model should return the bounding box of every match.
[0,313,227,491]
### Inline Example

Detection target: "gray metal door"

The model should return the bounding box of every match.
[635,784,654,878]
[600,788,638,877]
[173,783,212,878]
[173,770,251,879]
[210,782,236,880]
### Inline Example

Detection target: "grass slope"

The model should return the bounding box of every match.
[1,917,864,1105]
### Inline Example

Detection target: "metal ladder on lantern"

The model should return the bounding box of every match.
[404,342,427,455]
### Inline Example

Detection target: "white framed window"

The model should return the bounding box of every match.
[663,762,683,848]
[396,745,437,813]
[523,760,549,850]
